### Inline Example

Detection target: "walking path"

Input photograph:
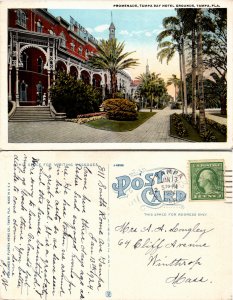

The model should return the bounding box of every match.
[8,107,226,144]
[205,110,227,125]
[8,107,185,143]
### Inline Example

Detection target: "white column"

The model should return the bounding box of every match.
[78,69,81,80]
[47,70,51,104]
[15,41,20,106]
[101,79,105,100]
[90,72,93,85]
[8,68,12,101]
[53,41,56,83]
[16,68,19,106]
[67,58,70,74]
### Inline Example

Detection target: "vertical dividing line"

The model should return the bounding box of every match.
[107,164,110,292]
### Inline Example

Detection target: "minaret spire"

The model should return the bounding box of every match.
[146,59,149,75]
[109,12,116,40]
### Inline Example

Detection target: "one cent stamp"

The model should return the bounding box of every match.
[190,161,224,200]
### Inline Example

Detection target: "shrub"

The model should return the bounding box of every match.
[102,98,138,121]
[171,113,188,137]
[171,102,181,109]
[182,113,192,124]
[200,129,217,142]
[206,118,227,136]
[50,72,102,118]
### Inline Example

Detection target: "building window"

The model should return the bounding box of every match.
[85,49,89,58]
[37,57,43,73]
[22,52,28,70]
[70,42,75,51]
[16,10,27,29]
[20,81,27,101]
[78,46,83,55]
[60,32,66,48]
[48,29,54,35]
[36,20,43,33]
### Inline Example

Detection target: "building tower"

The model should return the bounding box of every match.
[109,12,116,40]
[146,59,150,75]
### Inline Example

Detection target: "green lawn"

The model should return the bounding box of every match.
[86,112,156,132]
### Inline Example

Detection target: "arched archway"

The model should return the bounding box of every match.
[70,65,78,80]
[15,47,48,105]
[56,60,67,74]
[19,44,48,68]
[92,74,102,88]
[81,70,90,85]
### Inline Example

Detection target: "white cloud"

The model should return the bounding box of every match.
[119,30,146,37]
[145,32,152,37]
[94,24,109,33]
[119,30,129,35]
[152,28,161,34]
[131,30,144,36]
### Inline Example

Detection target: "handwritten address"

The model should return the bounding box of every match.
[115,221,214,287]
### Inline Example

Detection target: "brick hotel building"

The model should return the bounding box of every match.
[8,8,133,108]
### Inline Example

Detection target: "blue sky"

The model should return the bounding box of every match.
[49,9,179,95]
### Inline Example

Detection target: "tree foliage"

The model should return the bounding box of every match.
[136,72,167,111]
[167,74,180,102]
[157,8,227,119]
[50,72,102,118]
[157,15,188,113]
[88,39,138,98]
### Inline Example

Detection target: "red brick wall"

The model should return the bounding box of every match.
[8,9,97,62]
[8,8,99,103]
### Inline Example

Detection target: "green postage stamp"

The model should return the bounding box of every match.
[190,161,224,200]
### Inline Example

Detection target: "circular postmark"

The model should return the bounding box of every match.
[144,168,187,208]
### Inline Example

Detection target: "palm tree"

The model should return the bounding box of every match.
[88,39,138,98]
[157,16,188,114]
[203,9,227,115]
[167,74,180,102]
[176,9,198,124]
[177,9,214,124]
[196,9,206,134]
[136,73,150,108]
[137,72,166,112]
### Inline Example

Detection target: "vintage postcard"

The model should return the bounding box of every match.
[0,151,232,299]
[0,0,232,150]
[0,0,232,299]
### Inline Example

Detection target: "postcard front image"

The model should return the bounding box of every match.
[0,0,232,150]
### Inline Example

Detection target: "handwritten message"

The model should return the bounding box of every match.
[3,154,108,299]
